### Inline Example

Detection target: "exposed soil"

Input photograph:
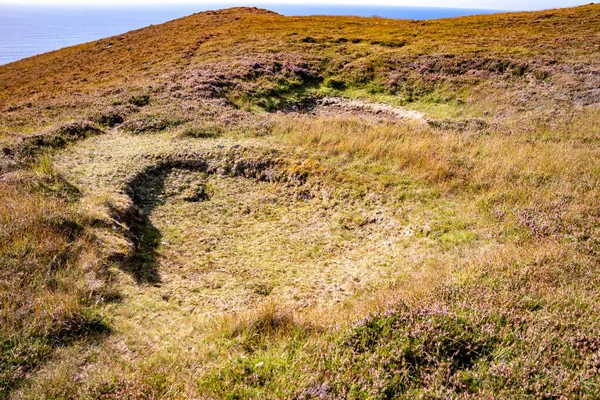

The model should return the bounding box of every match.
[316,97,425,121]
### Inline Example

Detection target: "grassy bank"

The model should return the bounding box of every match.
[1,4,600,398]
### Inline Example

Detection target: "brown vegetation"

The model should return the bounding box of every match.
[1,4,600,398]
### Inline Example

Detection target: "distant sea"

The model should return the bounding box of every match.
[0,4,504,66]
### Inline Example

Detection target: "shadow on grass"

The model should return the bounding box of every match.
[122,155,281,285]
[123,167,168,285]
[125,214,163,285]
[123,160,211,285]
[1,316,110,398]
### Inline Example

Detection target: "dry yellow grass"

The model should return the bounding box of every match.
[0,170,109,396]
[2,4,600,398]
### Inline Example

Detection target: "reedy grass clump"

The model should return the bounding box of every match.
[0,163,109,396]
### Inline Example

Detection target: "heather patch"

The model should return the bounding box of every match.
[2,5,600,398]
[3,121,103,159]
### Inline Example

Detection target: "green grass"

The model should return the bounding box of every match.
[2,4,600,399]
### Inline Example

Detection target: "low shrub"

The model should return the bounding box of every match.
[94,108,125,127]
[122,115,183,134]
[128,94,150,107]
[16,121,103,157]
[180,124,224,138]
[324,77,347,90]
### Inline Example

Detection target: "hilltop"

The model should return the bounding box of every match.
[1,5,600,399]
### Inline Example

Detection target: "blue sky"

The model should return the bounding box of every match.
[0,0,593,11]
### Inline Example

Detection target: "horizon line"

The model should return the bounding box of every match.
[0,1,590,13]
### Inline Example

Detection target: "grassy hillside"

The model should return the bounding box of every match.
[1,4,600,398]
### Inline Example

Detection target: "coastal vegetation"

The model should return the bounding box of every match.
[1,4,600,398]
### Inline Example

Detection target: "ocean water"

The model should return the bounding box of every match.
[0,4,503,66]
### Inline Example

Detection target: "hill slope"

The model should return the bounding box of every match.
[1,4,599,136]
[1,5,600,399]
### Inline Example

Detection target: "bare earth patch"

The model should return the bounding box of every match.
[317,97,425,121]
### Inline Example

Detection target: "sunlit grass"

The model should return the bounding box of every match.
[2,4,600,398]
